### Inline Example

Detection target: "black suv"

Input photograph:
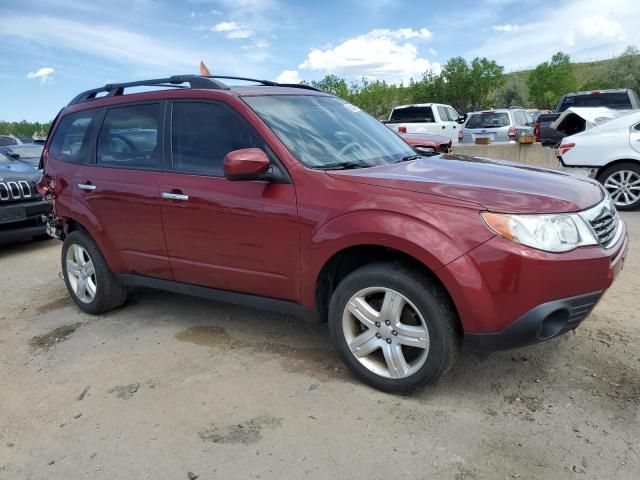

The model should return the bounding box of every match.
[0,150,51,244]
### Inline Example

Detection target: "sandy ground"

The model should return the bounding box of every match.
[0,214,638,480]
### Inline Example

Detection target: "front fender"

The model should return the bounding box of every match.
[300,208,492,307]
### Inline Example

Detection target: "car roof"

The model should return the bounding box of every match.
[564,89,630,97]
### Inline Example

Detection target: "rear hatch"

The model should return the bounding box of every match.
[463,111,510,142]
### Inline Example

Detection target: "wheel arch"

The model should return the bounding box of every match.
[58,215,123,272]
[313,243,460,328]
[596,158,640,179]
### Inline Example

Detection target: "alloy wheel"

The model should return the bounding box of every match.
[65,244,97,303]
[342,287,430,379]
[604,170,640,207]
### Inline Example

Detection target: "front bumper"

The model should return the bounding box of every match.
[438,219,628,351]
[0,199,51,243]
[463,291,603,351]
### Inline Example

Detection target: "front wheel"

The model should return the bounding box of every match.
[62,230,127,314]
[598,163,640,210]
[328,262,460,394]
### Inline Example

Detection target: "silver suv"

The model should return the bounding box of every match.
[459,108,534,144]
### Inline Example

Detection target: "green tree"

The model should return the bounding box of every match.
[528,52,577,109]
[310,74,351,99]
[608,45,640,92]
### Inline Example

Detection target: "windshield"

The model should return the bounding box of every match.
[465,112,510,129]
[243,95,416,168]
[558,93,632,112]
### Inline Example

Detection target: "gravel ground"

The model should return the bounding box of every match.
[1,213,638,480]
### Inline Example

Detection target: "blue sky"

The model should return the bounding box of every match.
[2,0,638,122]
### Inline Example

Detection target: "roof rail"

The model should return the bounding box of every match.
[68,74,323,106]
[68,75,229,106]
[203,76,322,92]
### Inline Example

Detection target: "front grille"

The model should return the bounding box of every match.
[579,198,622,249]
[0,180,38,202]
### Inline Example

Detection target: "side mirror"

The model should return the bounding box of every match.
[456,117,466,124]
[223,148,270,181]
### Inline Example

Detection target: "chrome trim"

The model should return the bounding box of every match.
[7,181,20,199]
[579,197,623,249]
[162,192,189,201]
[18,180,32,198]
[77,183,97,191]
[0,182,9,201]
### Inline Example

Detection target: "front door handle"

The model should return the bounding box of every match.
[78,183,96,191]
[162,192,189,201]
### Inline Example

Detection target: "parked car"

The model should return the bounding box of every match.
[459,108,535,144]
[1,149,51,244]
[41,75,627,393]
[0,135,23,147]
[0,144,44,167]
[384,103,463,143]
[398,132,452,155]
[556,110,640,210]
[535,89,640,146]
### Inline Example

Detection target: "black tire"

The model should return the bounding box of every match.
[61,230,127,314]
[328,262,460,394]
[597,162,640,211]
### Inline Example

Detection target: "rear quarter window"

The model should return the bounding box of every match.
[49,110,99,163]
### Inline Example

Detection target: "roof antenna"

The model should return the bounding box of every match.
[200,61,211,76]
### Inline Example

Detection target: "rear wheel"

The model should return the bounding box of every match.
[61,230,127,314]
[328,262,460,394]
[598,163,640,210]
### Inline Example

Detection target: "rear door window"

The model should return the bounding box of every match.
[465,112,510,129]
[97,103,162,170]
[49,110,99,163]
[389,106,435,123]
[437,106,448,122]
[171,101,265,176]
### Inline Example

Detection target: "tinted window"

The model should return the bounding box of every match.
[49,111,98,163]
[0,136,18,147]
[171,102,265,176]
[465,112,510,129]
[389,106,435,123]
[558,93,632,111]
[97,104,161,169]
[634,123,640,132]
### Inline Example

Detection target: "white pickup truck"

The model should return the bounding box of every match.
[384,103,464,144]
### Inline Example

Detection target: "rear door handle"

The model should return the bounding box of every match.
[77,183,96,191]
[162,192,189,201]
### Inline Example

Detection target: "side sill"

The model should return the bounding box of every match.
[116,274,318,322]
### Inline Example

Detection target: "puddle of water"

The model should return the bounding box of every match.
[175,325,350,382]
[199,415,282,445]
[30,323,82,350]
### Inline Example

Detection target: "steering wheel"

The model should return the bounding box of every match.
[337,142,364,158]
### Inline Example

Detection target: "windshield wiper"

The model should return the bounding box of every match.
[395,154,420,163]
[311,161,370,170]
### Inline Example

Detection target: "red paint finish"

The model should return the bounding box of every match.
[223,148,270,179]
[399,132,451,152]
[43,84,628,343]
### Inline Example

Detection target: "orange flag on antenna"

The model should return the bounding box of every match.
[200,61,211,76]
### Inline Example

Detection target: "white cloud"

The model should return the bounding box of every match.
[466,0,639,70]
[298,28,436,83]
[0,15,241,73]
[492,24,519,32]
[428,47,438,56]
[212,21,254,39]
[210,9,222,15]
[275,70,301,83]
[27,67,54,83]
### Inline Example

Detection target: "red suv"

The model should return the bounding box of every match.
[41,75,628,393]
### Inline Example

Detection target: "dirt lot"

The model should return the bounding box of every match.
[1,214,638,480]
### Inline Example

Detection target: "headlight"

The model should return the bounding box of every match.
[481,212,598,253]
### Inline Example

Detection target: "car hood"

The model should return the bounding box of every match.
[327,155,603,213]
[0,160,37,174]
